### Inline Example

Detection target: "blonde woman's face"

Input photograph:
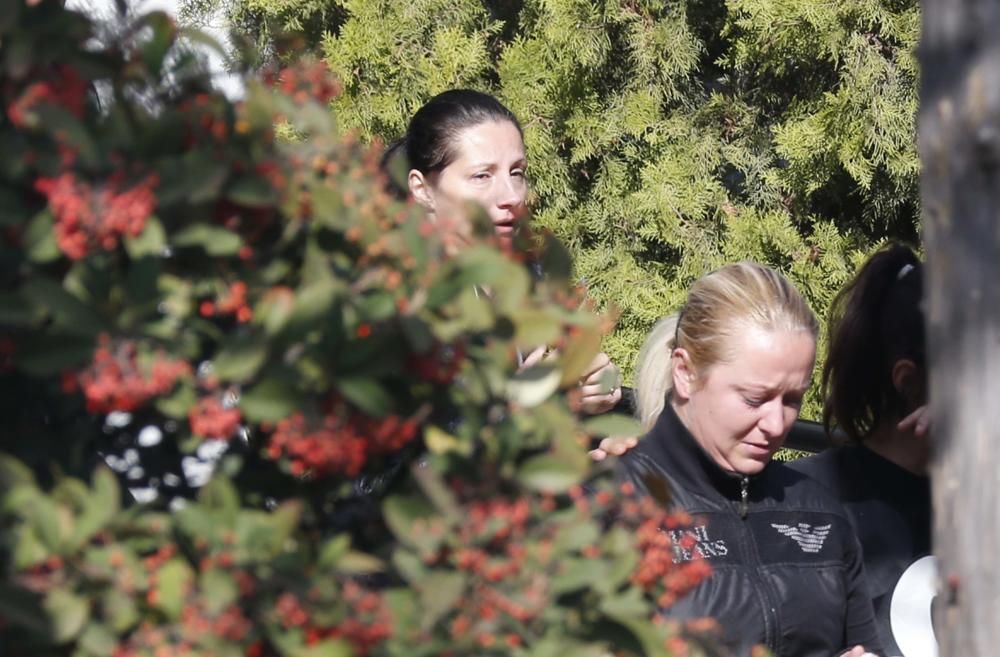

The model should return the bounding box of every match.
[673,327,815,476]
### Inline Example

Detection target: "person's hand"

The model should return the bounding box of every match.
[518,345,549,370]
[897,404,930,438]
[589,435,638,461]
[578,352,622,415]
[837,646,878,657]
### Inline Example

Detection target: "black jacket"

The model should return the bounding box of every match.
[618,404,882,657]
[788,446,931,656]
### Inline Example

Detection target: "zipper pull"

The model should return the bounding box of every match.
[740,476,749,518]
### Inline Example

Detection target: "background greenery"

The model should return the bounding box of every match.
[183,0,922,419]
[0,3,719,655]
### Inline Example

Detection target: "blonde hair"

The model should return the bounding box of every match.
[634,262,819,430]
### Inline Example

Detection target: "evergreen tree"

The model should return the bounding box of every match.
[184,0,921,418]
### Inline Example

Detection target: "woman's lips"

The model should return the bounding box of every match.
[743,443,773,459]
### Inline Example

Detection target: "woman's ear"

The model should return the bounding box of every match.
[671,347,697,401]
[892,358,923,409]
[408,170,435,212]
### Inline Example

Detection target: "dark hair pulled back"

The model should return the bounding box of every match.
[822,242,925,442]
[381,89,522,190]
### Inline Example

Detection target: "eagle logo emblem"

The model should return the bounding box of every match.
[770,523,832,553]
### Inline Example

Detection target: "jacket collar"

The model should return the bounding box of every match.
[644,401,758,501]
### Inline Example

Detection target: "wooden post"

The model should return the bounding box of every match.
[920,2,1000,655]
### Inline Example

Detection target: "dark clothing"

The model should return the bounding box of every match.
[618,404,881,657]
[788,446,931,656]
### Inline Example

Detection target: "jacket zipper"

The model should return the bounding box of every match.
[738,475,780,653]
[740,475,749,518]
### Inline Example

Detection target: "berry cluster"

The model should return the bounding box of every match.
[263,60,342,106]
[265,404,419,478]
[618,487,713,609]
[69,336,191,414]
[274,581,391,656]
[6,64,87,128]
[34,171,158,260]
[188,397,243,440]
[200,281,253,323]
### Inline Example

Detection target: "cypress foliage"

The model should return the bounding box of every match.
[184,0,921,418]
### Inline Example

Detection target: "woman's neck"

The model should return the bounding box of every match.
[864,420,930,476]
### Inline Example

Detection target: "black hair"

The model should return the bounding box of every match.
[822,242,926,442]
[381,89,522,191]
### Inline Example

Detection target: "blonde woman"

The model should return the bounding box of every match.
[620,262,880,657]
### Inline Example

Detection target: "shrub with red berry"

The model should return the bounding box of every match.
[0,2,722,656]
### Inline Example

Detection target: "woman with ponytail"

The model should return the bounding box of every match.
[789,243,930,657]
[620,262,880,657]
[384,89,622,415]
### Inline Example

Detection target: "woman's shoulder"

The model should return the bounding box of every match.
[763,459,854,518]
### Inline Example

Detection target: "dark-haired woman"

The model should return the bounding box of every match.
[789,243,933,657]
[385,89,622,415]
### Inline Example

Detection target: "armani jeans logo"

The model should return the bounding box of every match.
[771,522,832,553]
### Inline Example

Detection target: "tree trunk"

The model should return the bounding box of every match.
[920,2,1000,656]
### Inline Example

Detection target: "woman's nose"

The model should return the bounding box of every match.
[496,174,525,209]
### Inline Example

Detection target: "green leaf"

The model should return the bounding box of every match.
[550,557,606,595]
[25,211,60,263]
[598,586,652,621]
[538,232,574,282]
[582,414,643,438]
[173,223,242,256]
[34,105,99,165]
[213,334,269,382]
[154,559,193,620]
[28,494,64,552]
[79,622,118,657]
[300,640,353,657]
[22,277,106,336]
[0,291,44,326]
[71,468,120,548]
[0,455,36,487]
[155,380,196,419]
[285,279,339,336]
[240,378,302,422]
[418,571,466,630]
[44,589,90,643]
[382,495,436,549]
[138,11,176,73]
[124,216,166,258]
[102,589,139,633]
[318,534,351,570]
[511,309,562,351]
[336,551,385,575]
[199,476,239,520]
[391,550,427,585]
[506,364,561,408]
[602,615,667,657]
[157,152,229,205]
[335,377,391,416]
[424,425,472,456]
[558,324,603,386]
[15,334,94,376]
[200,568,239,615]
[517,454,585,493]
[554,519,601,553]
[0,583,48,635]
[227,176,279,208]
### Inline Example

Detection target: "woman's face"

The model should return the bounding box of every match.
[409,120,527,246]
[672,327,816,476]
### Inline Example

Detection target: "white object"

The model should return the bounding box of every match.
[890,555,939,657]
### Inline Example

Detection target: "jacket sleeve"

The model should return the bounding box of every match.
[843,533,883,655]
